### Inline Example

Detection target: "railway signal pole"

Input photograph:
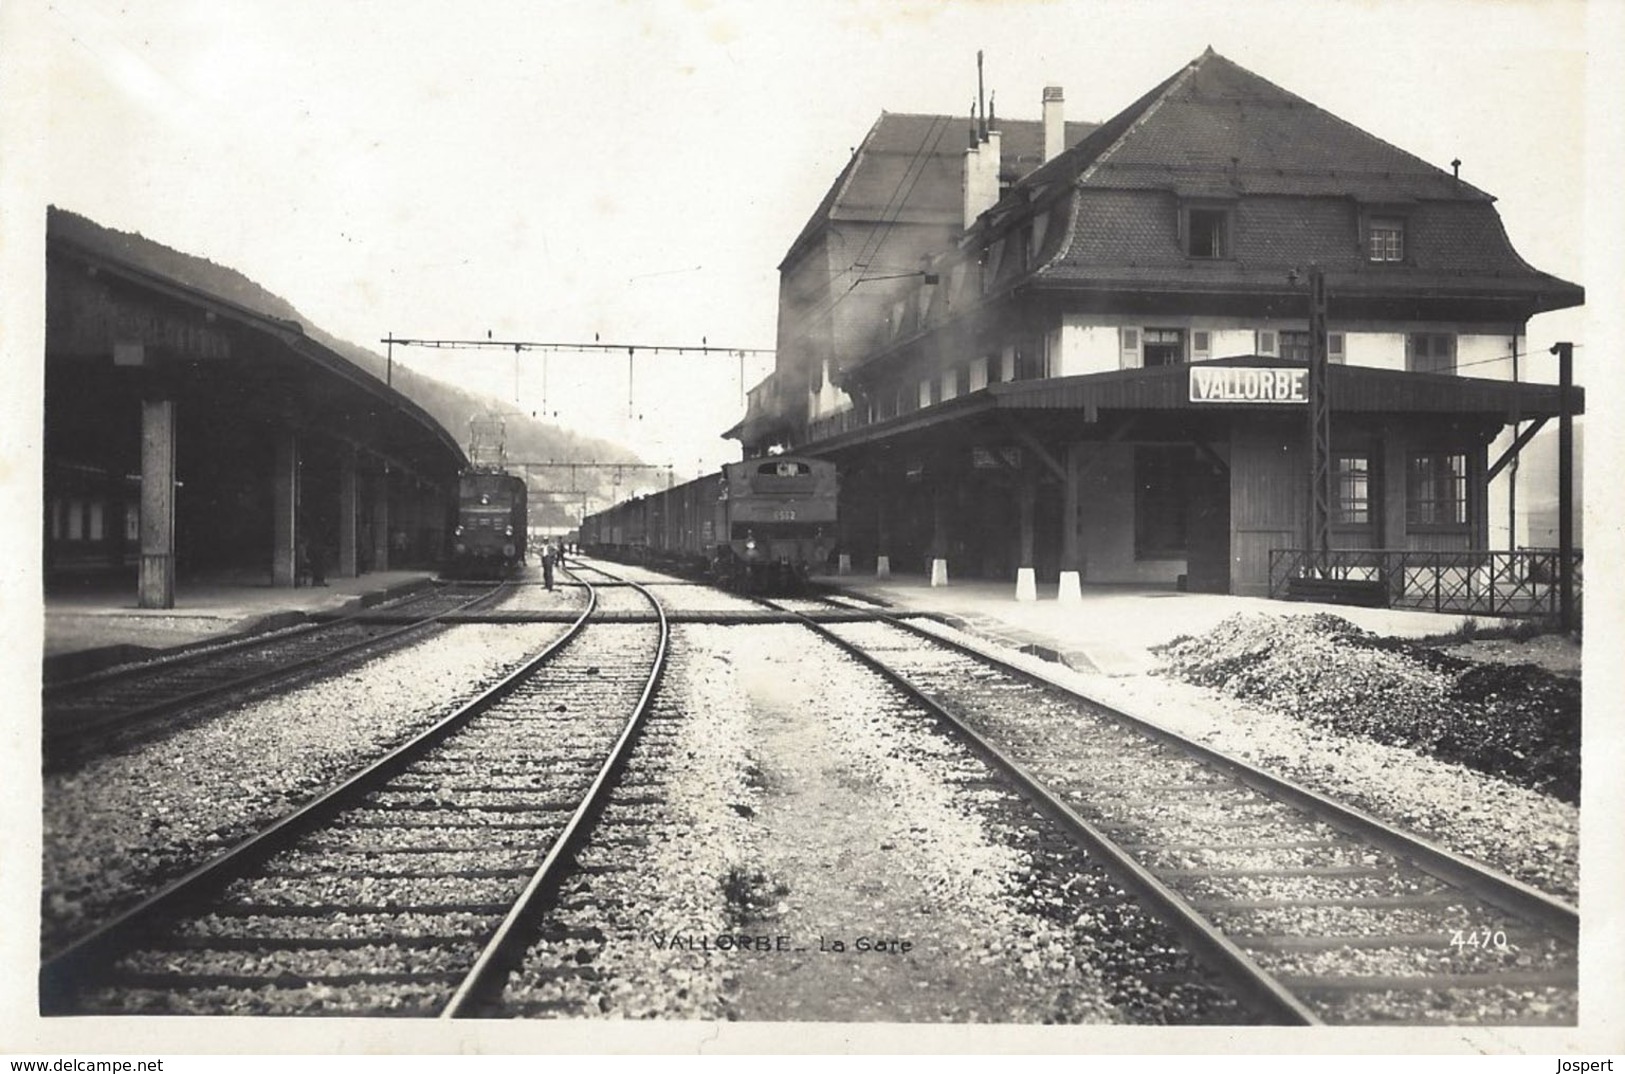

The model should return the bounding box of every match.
[1305,266,1333,575]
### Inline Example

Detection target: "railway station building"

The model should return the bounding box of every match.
[729,49,1584,609]
[43,208,464,608]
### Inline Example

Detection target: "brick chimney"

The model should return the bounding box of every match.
[1042,85,1065,162]
[962,128,1002,229]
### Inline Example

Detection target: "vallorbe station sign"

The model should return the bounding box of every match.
[1189,365,1308,404]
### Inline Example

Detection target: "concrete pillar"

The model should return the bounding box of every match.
[138,398,177,609]
[271,432,298,587]
[372,469,391,572]
[1058,443,1083,604]
[338,447,358,578]
[1057,570,1082,603]
[1015,567,1037,601]
[838,553,851,575]
[930,558,949,586]
[876,555,891,579]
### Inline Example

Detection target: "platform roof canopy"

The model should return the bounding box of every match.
[45,207,466,482]
[806,355,1584,459]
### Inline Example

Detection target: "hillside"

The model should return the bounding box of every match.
[49,208,646,530]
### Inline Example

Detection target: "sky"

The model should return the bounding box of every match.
[2,0,1616,486]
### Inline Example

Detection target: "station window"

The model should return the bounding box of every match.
[1367,217,1405,262]
[1407,453,1468,527]
[1277,331,1346,362]
[1183,206,1232,259]
[1407,333,1456,375]
[1334,454,1371,525]
[1134,446,1191,559]
[1142,328,1186,367]
[1279,331,1311,362]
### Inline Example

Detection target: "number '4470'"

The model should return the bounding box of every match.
[1449,928,1509,952]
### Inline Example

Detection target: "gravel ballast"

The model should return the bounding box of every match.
[906,616,1579,902]
[42,622,567,952]
[507,623,1250,1023]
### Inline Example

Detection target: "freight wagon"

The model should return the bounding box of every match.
[581,456,838,591]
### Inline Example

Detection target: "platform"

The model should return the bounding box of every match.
[818,572,1480,677]
[42,570,442,679]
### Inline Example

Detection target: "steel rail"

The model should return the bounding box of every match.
[872,609,1579,944]
[441,565,671,1017]
[38,581,597,1013]
[42,578,448,696]
[756,595,1321,1026]
[44,583,516,766]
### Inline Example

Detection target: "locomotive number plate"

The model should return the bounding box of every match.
[773,509,797,521]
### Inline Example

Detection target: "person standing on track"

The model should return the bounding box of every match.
[542,538,556,591]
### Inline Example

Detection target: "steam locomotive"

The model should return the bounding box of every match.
[581,455,838,591]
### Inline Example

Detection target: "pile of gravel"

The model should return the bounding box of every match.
[1152,614,1580,803]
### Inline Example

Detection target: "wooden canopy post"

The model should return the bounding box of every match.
[1058,443,1083,603]
[1016,459,1037,601]
[138,397,177,609]
[271,432,299,588]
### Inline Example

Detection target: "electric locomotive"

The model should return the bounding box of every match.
[582,455,838,592]
[448,468,528,578]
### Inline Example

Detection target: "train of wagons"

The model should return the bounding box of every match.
[447,467,528,578]
[581,455,839,591]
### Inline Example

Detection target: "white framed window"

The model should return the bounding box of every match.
[1408,453,1469,526]
[67,499,85,541]
[1368,217,1405,262]
[940,367,958,402]
[918,379,933,409]
[1191,330,1212,361]
[1120,327,1141,368]
[1000,344,1017,382]
[88,501,105,542]
[1334,454,1371,525]
[1255,329,1278,357]
[1329,332,1346,363]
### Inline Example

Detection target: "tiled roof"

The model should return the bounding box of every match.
[1078,50,1489,202]
[1007,50,1581,312]
[780,112,1098,267]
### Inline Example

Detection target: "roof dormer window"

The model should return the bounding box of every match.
[1179,202,1234,259]
[1367,217,1405,262]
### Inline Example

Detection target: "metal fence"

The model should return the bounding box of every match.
[1268,547,1583,621]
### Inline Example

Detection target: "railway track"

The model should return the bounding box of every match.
[41,573,671,1017]
[763,593,1578,1026]
[43,582,516,768]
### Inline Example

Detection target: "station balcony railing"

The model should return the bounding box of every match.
[804,407,868,445]
[1268,547,1583,623]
